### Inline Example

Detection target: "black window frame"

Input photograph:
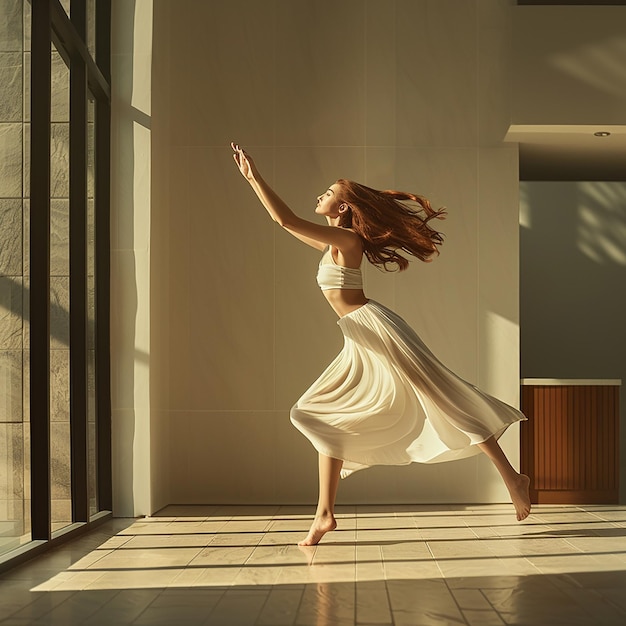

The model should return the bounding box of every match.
[0,0,112,571]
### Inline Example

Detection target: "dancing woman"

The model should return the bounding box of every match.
[231,143,531,546]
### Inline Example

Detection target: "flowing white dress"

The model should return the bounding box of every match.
[290,299,526,479]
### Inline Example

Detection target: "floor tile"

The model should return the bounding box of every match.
[2,504,626,625]
[256,587,304,625]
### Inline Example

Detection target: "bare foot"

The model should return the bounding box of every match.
[508,474,531,521]
[298,514,337,546]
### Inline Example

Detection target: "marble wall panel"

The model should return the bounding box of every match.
[87,0,96,58]
[22,421,28,501]
[22,498,29,531]
[50,421,71,500]
[50,199,69,276]
[0,276,22,350]
[21,349,28,419]
[274,0,365,147]
[22,0,30,53]
[51,498,71,530]
[0,199,22,276]
[21,276,28,351]
[0,350,22,423]
[22,51,29,121]
[51,51,69,123]
[21,121,28,196]
[50,123,69,199]
[50,276,70,350]
[50,349,70,422]
[0,123,22,197]
[1,0,28,543]
[0,423,24,500]
[0,52,21,121]
[178,0,275,147]
[396,0,478,147]
[21,199,28,275]
[0,0,22,52]
[0,498,25,530]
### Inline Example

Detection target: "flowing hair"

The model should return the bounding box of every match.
[335,179,446,271]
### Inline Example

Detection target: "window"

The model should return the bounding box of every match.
[0,0,111,568]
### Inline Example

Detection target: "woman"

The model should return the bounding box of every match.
[231,143,531,546]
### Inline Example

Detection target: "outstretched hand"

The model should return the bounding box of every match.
[231,142,258,182]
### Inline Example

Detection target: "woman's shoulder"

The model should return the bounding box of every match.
[332,231,364,268]
[342,228,365,249]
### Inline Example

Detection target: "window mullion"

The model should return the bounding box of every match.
[30,0,53,542]
[69,0,89,524]
[95,0,112,512]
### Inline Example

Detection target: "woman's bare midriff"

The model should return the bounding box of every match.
[322,289,369,318]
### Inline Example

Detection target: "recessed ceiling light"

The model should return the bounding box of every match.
[593,131,611,137]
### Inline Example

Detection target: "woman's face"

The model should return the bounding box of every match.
[315,183,343,217]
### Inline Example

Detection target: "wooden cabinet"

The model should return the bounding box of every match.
[520,379,620,504]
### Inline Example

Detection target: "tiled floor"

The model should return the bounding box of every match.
[1,504,626,625]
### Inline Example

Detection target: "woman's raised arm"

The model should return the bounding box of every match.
[231,143,360,253]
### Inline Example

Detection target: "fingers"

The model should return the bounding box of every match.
[231,142,248,160]
[231,142,242,165]
[231,142,253,178]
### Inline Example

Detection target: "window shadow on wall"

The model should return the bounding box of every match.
[520,181,626,378]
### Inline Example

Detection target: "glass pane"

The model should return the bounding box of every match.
[0,0,29,557]
[50,40,71,534]
[87,96,97,517]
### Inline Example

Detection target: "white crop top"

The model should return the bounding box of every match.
[316,247,364,291]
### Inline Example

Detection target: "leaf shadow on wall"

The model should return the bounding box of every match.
[520,181,626,379]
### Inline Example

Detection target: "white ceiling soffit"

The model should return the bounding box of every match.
[505,125,626,181]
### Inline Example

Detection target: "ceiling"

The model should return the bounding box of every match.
[505,125,626,181]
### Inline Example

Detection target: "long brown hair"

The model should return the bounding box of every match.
[335,179,446,271]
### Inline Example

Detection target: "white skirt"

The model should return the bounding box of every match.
[290,300,525,478]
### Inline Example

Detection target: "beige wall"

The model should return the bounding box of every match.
[512,5,626,126]
[111,0,156,516]
[146,0,522,509]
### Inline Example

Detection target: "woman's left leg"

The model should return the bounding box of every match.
[298,453,343,546]
[477,436,531,521]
